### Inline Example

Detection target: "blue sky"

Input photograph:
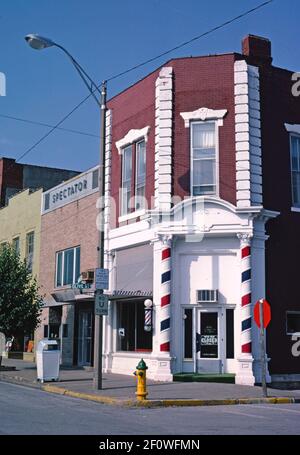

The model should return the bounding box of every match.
[0,0,299,172]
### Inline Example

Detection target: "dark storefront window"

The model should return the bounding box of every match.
[226,309,234,359]
[44,325,49,338]
[117,301,152,352]
[184,309,193,359]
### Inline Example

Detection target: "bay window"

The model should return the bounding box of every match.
[191,122,216,196]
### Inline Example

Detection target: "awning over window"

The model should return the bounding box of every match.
[113,243,153,299]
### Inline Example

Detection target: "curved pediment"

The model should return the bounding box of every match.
[150,196,264,236]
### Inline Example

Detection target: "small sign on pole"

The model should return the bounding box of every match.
[254,299,271,398]
[95,268,109,290]
[95,293,109,316]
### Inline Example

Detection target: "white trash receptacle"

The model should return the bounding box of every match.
[36,339,60,383]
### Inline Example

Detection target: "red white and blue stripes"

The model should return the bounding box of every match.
[241,242,252,354]
[160,245,171,352]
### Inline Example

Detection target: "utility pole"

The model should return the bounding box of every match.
[93,81,107,390]
[259,298,268,398]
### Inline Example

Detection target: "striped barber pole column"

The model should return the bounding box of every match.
[241,237,252,354]
[160,243,172,352]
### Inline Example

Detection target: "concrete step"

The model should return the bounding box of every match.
[173,373,236,384]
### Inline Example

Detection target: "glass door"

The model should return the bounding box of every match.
[196,309,221,373]
[78,311,92,366]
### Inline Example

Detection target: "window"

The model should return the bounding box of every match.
[26,231,34,273]
[92,169,99,189]
[226,309,235,359]
[44,325,49,338]
[135,140,146,210]
[117,301,152,352]
[291,135,300,207]
[120,140,147,216]
[44,193,50,211]
[121,145,133,215]
[12,237,20,255]
[55,246,80,288]
[191,122,216,196]
[286,312,300,335]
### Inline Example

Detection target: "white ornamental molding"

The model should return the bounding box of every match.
[116,126,150,154]
[180,107,227,128]
[234,60,262,209]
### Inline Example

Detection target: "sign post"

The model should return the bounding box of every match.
[93,82,107,391]
[254,299,271,398]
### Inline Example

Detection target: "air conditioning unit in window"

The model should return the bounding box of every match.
[81,270,95,283]
[197,289,219,303]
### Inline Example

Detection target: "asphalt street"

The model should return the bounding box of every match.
[0,381,300,435]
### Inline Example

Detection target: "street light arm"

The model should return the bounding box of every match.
[52,42,103,108]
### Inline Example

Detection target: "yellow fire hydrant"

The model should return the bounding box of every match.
[133,359,148,401]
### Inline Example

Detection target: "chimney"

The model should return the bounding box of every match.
[242,35,272,65]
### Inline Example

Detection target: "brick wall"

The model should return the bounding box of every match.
[108,54,237,228]
[0,158,23,206]
[170,55,237,204]
[39,192,98,298]
[258,64,300,375]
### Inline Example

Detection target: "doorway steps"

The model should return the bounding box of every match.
[173,373,235,384]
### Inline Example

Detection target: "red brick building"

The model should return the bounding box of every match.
[101,34,300,384]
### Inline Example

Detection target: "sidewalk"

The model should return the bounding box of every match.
[1,358,300,407]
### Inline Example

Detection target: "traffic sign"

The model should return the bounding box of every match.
[95,293,109,316]
[72,283,92,290]
[95,268,109,290]
[254,299,271,329]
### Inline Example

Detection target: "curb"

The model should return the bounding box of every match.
[41,384,300,408]
[0,374,40,389]
[132,397,300,408]
[1,376,300,408]
[42,384,133,407]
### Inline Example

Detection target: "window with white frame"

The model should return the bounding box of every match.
[121,145,133,215]
[290,135,300,207]
[191,122,216,196]
[26,231,34,273]
[55,246,80,288]
[135,140,146,210]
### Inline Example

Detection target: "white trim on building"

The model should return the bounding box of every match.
[234,61,262,208]
[155,67,173,211]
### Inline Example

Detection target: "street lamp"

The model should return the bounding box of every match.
[25,33,107,390]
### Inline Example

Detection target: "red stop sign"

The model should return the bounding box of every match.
[254,299,271,329]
